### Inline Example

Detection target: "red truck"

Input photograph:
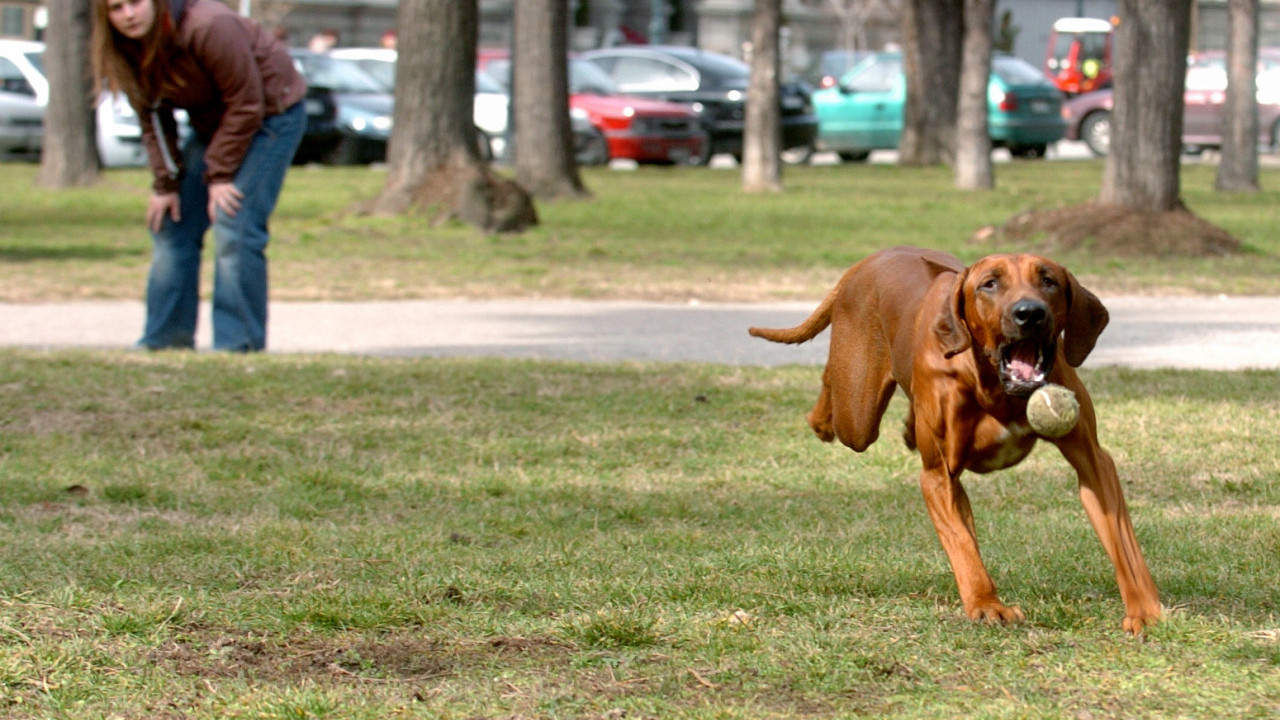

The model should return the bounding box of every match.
[1044,17,1115,96]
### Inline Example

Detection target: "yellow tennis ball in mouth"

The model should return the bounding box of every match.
[1026,383,1080,438]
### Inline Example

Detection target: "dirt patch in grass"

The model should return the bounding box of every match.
[982,201,1242,257]
[150,630,573,685]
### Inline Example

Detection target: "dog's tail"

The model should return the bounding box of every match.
[748,284,838,344]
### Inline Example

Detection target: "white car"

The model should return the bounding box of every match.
[0,89,42,159]
[0,38,187,167]
[329,47,509,161]
[0,39,44,160]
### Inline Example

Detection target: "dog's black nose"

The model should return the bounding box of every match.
[1011,300,1048,329]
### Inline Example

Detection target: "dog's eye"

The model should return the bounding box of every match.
[1041,276,1060,291]
[979,277,1000,292]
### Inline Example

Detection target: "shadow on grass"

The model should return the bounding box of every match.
[0,244,145,263]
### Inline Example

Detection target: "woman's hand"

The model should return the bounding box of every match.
[146,192,181,233]
[208,181,244,221]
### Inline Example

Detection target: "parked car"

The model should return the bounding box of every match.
[0,39,178,166]
[477,49,708,165]
[810,49,871,89]
[1063,48,1280,157]
[289,50,393,164]
[0,89,41,159]
[330,47,515,162]
[812,51,1066,161]
[577,45,819,162]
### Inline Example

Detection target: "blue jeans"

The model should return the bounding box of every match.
[140,101,306,352]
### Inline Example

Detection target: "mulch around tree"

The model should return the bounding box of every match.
[979,201,1241,257]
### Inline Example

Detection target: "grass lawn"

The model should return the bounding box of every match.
[3,159,1280,302]
[1,352,1278,718]
[1,158,1278,717]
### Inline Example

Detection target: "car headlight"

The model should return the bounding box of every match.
[570,107,590,121]
[350,115,393,135]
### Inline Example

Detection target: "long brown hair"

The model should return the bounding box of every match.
[91,0,178,105]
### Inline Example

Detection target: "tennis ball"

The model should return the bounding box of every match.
[1026,383,1080,438]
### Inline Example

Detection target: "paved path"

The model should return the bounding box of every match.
[3,296,1279,370]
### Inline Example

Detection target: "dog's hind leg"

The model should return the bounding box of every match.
[824,312,897,452]
[807,372,836,442]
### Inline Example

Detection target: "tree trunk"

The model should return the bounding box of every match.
[955,0,994,190]
[1216,0,1259,192]
[513,0,589,200]
[36,0,99,188]
[900,0,963,166]
[370,0,536,232]
[1100,0,1192,211]
[743,0,782,193]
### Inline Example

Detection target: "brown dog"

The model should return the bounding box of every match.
[750,246,1160,634]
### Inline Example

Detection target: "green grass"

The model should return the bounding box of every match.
[3,159,1280,302]
[1,351,1278,718]
[2,158,1278,716]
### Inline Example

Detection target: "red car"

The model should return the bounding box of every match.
[1063,47,1280,156]
[477,49,708,165]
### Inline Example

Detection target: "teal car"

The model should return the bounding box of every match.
[813,52,1066,161]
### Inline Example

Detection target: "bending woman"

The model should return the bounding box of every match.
[92,0,307,351]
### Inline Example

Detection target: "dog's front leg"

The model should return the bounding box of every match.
[1055,433,1162,634]
[919,465,1025,624]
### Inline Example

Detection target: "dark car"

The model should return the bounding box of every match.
[578,45,820,162]
[1062,47,1280,157]
[289,50,392,164]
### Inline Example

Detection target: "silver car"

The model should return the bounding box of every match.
[0,38,187,167]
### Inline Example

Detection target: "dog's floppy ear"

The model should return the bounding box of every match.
[931,264,971,358]
[1063,270,1109,367]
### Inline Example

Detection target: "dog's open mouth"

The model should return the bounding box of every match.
[999,339,1054,396]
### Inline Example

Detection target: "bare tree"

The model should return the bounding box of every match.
[369,0,535,232]
[899,0,964,166]
[743,0,782,193]
[824,0,898,51]
[1216,0,1259,192]
[1000,0,1237,256]
[1101,0,1191,211]
[513,0,589,200]
[954,0,994,190]
[37,0,98,188]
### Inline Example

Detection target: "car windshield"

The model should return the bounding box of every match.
[25,48,43,75]
[992,55,1047,85]
[481,58,617,95]
[476,70,504,95]
[569,59,618,95]
[292,53,385,94]
[681,51,749,80]
[349,58,395,90]
[840,55,901,93]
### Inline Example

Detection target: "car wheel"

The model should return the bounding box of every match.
[575,128,609,166]
[1080,111,1111,157]
[475,127,493,163]
[324,137,361,165]
[837,150,871,163]
[1009,144,1048,159]
[781,143,815,165]
[683,129,713,166]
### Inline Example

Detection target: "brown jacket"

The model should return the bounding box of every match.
[137,0,306,193]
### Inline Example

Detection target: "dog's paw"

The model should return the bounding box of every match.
[807,412,835,442]
[965,601,1025,625]
[1123,609,1161,636]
